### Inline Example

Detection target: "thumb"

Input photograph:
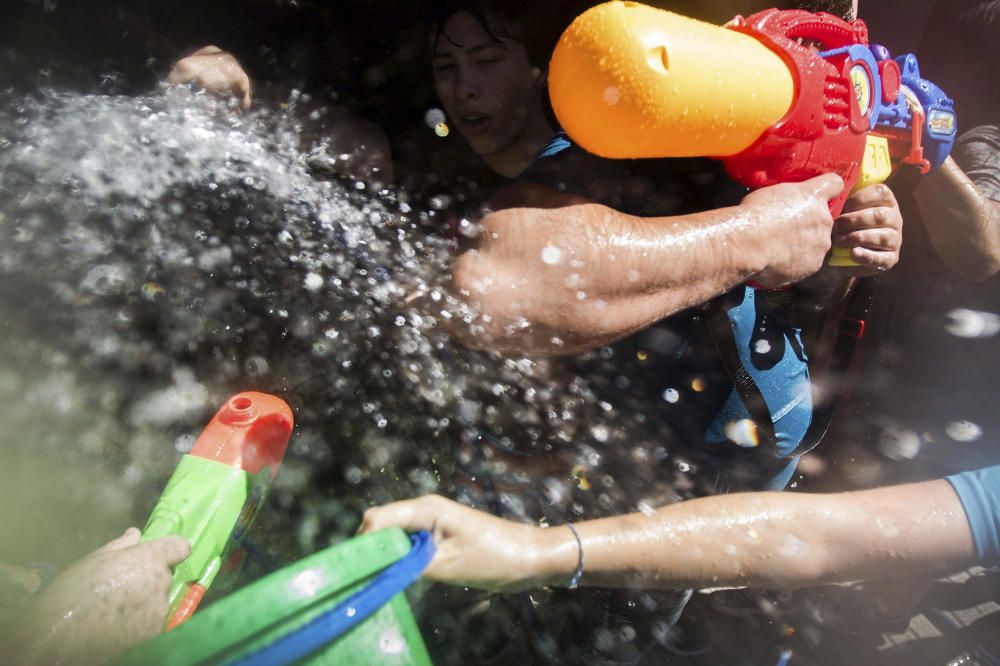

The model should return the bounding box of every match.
[93,527,142,554]
[806,172,846,202]
[136,535,192,567]
[360,497,444,535]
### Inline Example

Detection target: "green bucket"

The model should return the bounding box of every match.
[116,528,433,666]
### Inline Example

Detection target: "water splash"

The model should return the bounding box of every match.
[0,85,684,567]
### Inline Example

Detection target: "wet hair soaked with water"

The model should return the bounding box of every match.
[428,1,856,65]
[427,0,578,69]
[959,0,1000,94]
[781,0,855,21]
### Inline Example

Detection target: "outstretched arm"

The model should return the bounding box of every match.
[451,174,845,354]
[914,156,1000,282]
[360,479,975,593]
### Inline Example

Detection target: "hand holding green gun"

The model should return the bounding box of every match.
[140,392,294,629]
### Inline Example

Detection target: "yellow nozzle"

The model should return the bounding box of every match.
[548,1,796,159]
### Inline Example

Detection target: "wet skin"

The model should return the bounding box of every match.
[4,529,190,666]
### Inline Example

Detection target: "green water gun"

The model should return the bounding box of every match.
[140,392,294,629]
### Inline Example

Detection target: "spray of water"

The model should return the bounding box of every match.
[0,85,692,572]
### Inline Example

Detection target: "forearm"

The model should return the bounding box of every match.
[532,480,976,590]
[914,157,1000,281]
[452,202,767,354]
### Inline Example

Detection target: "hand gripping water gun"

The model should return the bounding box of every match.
[548,2,958,265]
[140,392,294,629]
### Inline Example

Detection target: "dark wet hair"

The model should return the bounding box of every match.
[959,1,1000,59]
[427,0,579,69]
[959,0,1000,101]
[780,0,855,21]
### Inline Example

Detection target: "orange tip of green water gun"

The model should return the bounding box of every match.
[140,392,294,629]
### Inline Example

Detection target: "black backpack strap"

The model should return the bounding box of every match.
[703,281,874,461]
[794,278,874,456]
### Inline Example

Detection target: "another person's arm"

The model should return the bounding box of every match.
[452,174,903,354]
[1,528,190,666]
[914,155,1000,282]
[360,473,986,593]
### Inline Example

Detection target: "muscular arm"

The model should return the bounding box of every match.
[361,479,976,593]
[451,175,843,354]
[914,156,1000,282]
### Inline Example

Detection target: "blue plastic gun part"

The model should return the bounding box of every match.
[874,53,957,170]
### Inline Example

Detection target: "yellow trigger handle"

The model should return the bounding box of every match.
[828,135,893,267]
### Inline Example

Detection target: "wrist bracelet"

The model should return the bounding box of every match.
[566,523,584,589]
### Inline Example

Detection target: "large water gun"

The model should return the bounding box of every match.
[140,392,294,629]
[548,2,957,264]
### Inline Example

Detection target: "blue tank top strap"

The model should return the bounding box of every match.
[536,132,572,159]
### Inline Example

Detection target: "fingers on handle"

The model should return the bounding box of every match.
[844,182,896,210]
[836,208,901,235]
[851,247,895,270]
[137,535,192,566]
[834,228,898,251]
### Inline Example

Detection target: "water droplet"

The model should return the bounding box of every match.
[877,425,921,460]
[725,419,760,448]
[173,433,196,453]
[424,108,446,128]
[945,308,1000,338]
[541,245,563,264]
[304,272,324,291]
[289,568,325,598]
[946,420,982,442]
[379,628,406,655]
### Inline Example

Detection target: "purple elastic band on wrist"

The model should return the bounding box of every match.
[566,523,584,589]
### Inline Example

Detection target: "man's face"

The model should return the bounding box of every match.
[432,11,546,158]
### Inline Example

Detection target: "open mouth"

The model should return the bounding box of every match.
[458,113,492,137]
